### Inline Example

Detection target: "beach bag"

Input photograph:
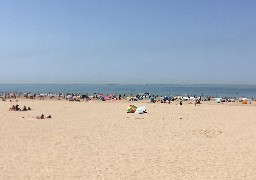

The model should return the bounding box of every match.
[135,106,146,114]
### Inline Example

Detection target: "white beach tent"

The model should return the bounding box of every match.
[182,97,189,101]
[215,98,222,103]
[66,95,73,100]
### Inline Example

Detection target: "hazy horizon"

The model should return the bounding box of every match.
[1,0,256,84]
[1,83,256,86]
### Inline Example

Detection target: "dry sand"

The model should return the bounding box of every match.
[1,99,256,179]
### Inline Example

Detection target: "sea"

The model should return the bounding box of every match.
[0,84,256,98]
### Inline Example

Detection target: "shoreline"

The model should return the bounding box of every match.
[1,84,256,99]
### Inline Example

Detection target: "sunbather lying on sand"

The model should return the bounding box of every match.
[36,114,52,119]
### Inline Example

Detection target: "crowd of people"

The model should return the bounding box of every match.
[9,105,31,111]
[8,104,52,119]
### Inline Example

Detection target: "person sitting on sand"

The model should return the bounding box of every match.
[15,105,21,111]
[9,105,15,111]
[22,106,27,111]
[36,114,45,119]
[195,99,201,105]
[36,114,52,119]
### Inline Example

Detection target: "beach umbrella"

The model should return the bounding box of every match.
[104,96,109,101]
[127,105,137,113]
[164,96,169,101]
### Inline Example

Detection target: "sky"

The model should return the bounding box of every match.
[0,0,256,84]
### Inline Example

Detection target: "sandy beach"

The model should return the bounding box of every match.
[1,99,256,179]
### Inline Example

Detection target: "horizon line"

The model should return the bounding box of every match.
[1,83,256,86]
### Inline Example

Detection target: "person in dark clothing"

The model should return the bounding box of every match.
[22,106,27,111]
[15,105,21,111]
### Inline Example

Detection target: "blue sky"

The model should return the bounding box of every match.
[0,0,256,84]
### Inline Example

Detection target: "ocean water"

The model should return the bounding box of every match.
[0,84,256,98]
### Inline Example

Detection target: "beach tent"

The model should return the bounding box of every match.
[189,97,196,101]
[127,105,137,113]
[216,98,222,103]
[66,95,72,100]
[182,97,189,101]
[135,106,146,114]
